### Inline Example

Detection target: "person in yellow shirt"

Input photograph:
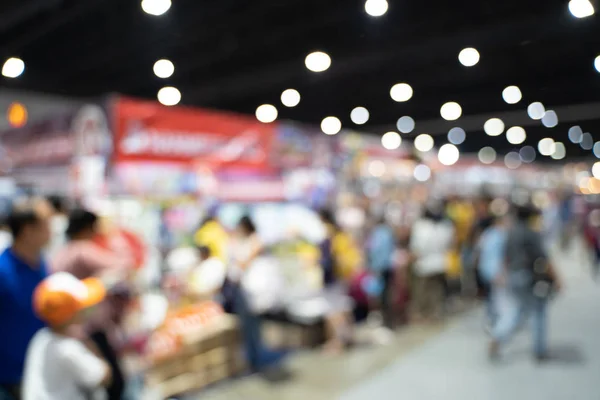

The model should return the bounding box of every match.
[193,217,228,265]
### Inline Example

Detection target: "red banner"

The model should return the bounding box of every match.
[113,97,275,170]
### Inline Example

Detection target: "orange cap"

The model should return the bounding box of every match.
[33,272,106,327]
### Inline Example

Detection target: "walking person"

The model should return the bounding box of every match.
[367,215,396,329]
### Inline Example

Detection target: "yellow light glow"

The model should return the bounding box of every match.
[7,102,27,128]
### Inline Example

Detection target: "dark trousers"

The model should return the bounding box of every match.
[90,331,125,400]
[380,269,394,328]
[232,284,266,370]
[0,384,19,400]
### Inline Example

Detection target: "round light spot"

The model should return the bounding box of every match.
[593,162,600,179]
[7,102,27,128]
[478,147,497,164]
[527,102,546,120]
[305,51,331,72]
[519,146,536,163]
[2,57,24,78]
[365,0,388,17]
[141,0,172,16]
[581,132,594,150]
[255,104,278,123]
[390,83,413,102]
[569,126,584,143]
[448,127,466,145]
[281,89,301,107]
[593,142,600,158]
[414,134,434,152]
[502,86,522,104]
[351,107,370,125]
[538,138,556,156]
[506,126,526,145]
[321,116,342,135]
[595,55,600,73]
[157,86,181,106]
[541,110,558,128]
[569,0,595,18]
[552,142,566,160]
[438,144,460,166]
[484,118,505,136]
[369,160,386,177]
[381,131,402,150]
[396,116,415,133]
[458,48,480,67]
[440,102,462,121]
[153,59,174,78]
[504,152,522,169]
[413,164,431,182]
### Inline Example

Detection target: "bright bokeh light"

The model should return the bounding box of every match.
[390,83,413,102]
[281,89,301,107]
[593,142,600,158]
[305,51,331,72]
[527,102,545,120]
[141,0,172,16]
[7,102,27,128]
[153,59,174,78]
[581,132,594,150]
[595,55,600,73]
[351,107,370,125]
[321,116,342,135]
[506,126,526,145]
[502,86,522,104]
[569,0,595,18]
[2,57,24,78]
[255,104,278,123]
[538,138,556,156]
[438,144,460,166]
[542,110,558,128]
[520,146,536,163]
[414,134,434,152]
[369,160,386,177]
[365,0,388,17]
[381,131,402,150]
[504,152,521,169]
[440,102,462,121]
[458,48,480,67]
[396,116,415,133]
[569,126,584,143]
[413,164,431,182]
[552,142,566,160]
[484,118,505,136]
[478,147,497,164]
[157,86,181,106]
[448,127,466,145]
[593,162,600,179]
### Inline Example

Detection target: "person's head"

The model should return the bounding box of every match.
[198,245,211,261]
[66,209,99,241]
[7,197,53,250]
[236,215,256,237]
[423,200,445,222]
[514,204,537,223]
[33,272,106,330]
[46,195,68,215]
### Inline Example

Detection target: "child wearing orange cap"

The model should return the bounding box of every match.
[21,272,112,400]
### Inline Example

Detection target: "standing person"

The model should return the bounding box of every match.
[22,272,112,400]
[0,199,53,400]
[490,206,562,361]
[51,209,131,400]
[367,215,396,329]
[45,195,69,259]
[409,202,455,322]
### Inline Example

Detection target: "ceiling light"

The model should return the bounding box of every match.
[484,118,505,136]
[141,0,171,16]
[538,138,556,156]
[396,116,415,133]
[381,131,401,150]
[594,142,600,158]
[369,160,386,177]
[458,48,480,67]
[552,142,566,160]
[569,0,595,18]
[153,59,174,78]
[502,86,522,104]
[478,147,497,164]
[569,126,584,143]
[504,152,521,169]
[321,116,341,135]
[390,83,413,102]
[506,126,526,145]
[2,57,24,78]
[440,102,462,121]
[595,55,600,73]
[527,102,545,120]
[519,146,536,163]
[413,164,431,182]
[255,104,278,123]
[593,162,600,179]
[365,0,388,17]
[305,51,331,72]
[448,127,466,145]
[581,132,594,150]
[157,86,181,106]
[281,89,301,107]
[414,134,434,152]
[541,110,558,128]
[351,107,370,125]
[438,144,460,166]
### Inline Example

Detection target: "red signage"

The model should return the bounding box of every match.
[113,97,275,170]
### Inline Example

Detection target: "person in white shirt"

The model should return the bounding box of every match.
[22,272,112,400]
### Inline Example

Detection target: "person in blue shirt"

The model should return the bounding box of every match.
[0,198,52,399]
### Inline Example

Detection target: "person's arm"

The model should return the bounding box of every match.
[239,236,263,271]
[529,230,562,290]
[61,338,112,389]
[79,242,133,279]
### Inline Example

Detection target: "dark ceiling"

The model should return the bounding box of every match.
[1,0,600,158]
